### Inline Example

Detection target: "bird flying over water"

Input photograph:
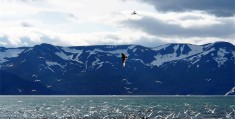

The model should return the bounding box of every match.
[121,53,128,67]
[131,11,137,15]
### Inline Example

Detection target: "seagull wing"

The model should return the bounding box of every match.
[121,53,127,67]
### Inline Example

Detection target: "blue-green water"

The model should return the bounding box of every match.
[0,96,234,119]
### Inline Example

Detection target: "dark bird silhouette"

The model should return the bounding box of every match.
[131,11,137,15]
[121,53,128,67]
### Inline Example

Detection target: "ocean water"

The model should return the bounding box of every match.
[0,96,234,119]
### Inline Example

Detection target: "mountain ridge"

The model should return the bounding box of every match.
[0,42,234,95]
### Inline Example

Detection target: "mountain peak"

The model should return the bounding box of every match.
[32,43,61,52]
[204,41,234,51]
[0,42,234,95]
[213,41,234,48]
[37,43,57,47]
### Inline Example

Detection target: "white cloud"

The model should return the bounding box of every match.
[118,11,235,43]
[0,0,234,47]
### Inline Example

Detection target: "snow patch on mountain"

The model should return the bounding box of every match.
[213,48,229,67]
[204,43,214,50]
[108,49,128,56]
[23,48,32,53]
[173,45,179,52]
[87,49,104,57]
[197,65,199,68]
[232,51,235,64]
[152,44,170,51]
[151,44,204,67]
[151,54,181,67]
[62,47,83,54]
[189,48,215,65]
[55,51,72,60]
[132,48,137,53]
[128,45,136,50]
[60,47,85,63]
[132,59,150,66]
[46,61,65,69]
[232,51,235,57]
[225,86,235,96]
[0,49,24,63]
[155,81,163,84]
[46,66,55,73]
[91,58,103,70]
[151,51,189,67]
[205,78,212,81]
[6,64,14,67]
[187,45,203,55]
[90,57,113,70]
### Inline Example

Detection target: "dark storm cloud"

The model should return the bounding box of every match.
[120,16,235,38]
[140,0,235,17]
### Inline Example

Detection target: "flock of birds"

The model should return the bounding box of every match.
[2,99,234,119]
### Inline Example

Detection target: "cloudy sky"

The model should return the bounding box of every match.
[0,0,234,47]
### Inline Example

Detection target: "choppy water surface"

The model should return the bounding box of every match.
[0,96,234,119]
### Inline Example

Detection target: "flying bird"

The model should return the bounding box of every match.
[121,53,128,67]
[131,11,137,15]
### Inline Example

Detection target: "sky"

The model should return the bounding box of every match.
[0,0,234,47]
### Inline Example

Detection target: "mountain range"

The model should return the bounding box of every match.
[0,42,234,95]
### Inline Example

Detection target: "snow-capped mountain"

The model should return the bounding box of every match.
[0,42,234,95]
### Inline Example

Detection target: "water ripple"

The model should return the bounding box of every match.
[0,96,234,119]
